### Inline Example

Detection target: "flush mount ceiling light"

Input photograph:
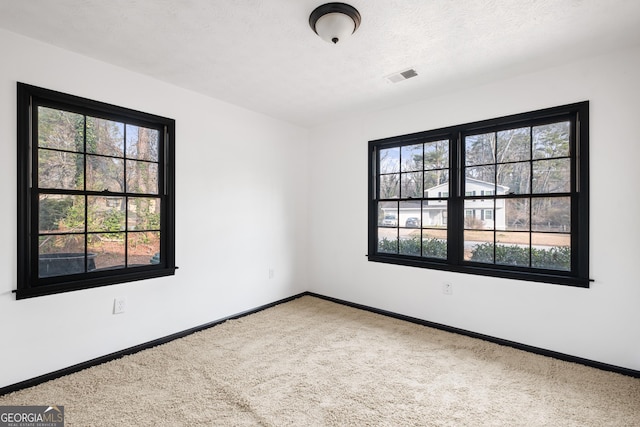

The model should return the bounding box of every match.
[309,3,361,44]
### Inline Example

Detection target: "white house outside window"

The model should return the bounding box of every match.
[368,102,590,287]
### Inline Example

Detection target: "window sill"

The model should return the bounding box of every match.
[15,267,177,300]
[367,254,590,288]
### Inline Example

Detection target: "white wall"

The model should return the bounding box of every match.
[1,28,638,390]
[0,29,309,388]
[308,45,640,371]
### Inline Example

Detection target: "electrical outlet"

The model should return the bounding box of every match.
[268,268,275,279]
[443,283,453,295]
[113,297,127,314]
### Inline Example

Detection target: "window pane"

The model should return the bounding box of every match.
[126,125,159,162]
[496,230,530,246]
[399,229,421,256]
[400,201,421,227]
[86,117,124,157]
[532,197,570,232]
[128,198,161,231]
[128,231,160,266]
[400,172,423,198]
[533,121,570,159]
[465,133,495,166]
[423,200,447,228]
[38,235,88,278]
[404,216,421,228]
[377,227,398,253]
[470,199,495,228]
[482,206,496,227]
[39,194,85,233]
[379,147,400,174]
[38,149,84,190]
[497,162,530,194]
[465,231,494,263]
[378,201,398,226]
[497,127,530,163]
[424,170,448,190]
[464,200,492,230]
[505,198,530,231]
[126,160,159,194]
[532,233,570,271]
[86,155,124,192]
[88,196,126,232]
[422,229,447,259]
[466,165,495,185]
[38,107,84,152]
[533,158,570,193]
[88,233,126,270]
[401,144,422,172]
[423,228,447,239]
[496,232,530,267]
[424,139,449,170]
[380,174,400,198]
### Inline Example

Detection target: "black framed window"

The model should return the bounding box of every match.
[17,83,176,299]
[368,102,589,287]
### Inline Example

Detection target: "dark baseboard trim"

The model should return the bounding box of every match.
[306,292,640,379]
[2,290,637,396]
[0,292,308,396]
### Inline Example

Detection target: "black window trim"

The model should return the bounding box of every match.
[17,82,177,299]
[368,101,590,287]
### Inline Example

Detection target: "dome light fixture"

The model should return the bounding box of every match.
[309,3,361,45]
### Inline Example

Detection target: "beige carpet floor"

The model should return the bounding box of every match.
[1,295,639,426]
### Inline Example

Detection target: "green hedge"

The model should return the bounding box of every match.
[470,242,570,270]
[378,236,447,259]
[379,237,570,270]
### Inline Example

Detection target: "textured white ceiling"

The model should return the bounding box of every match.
[1,0,639,127]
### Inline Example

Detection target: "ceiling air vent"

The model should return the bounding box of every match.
[385,68,418,83]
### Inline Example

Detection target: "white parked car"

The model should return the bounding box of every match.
[382,214,397,226]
